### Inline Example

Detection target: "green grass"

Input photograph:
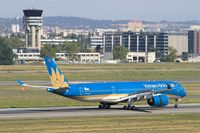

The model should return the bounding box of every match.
[0,86,97,108]
[0,114,200,133]
[1,63,200,81]
[1,70,200,81]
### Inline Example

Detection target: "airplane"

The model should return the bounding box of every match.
[16,57,187,110]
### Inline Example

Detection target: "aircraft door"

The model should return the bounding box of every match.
[112,86,117,94]
[79,87,85,95]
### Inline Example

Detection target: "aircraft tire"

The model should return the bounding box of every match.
[99,105,103,109]
[174,104,180,108]
[131,106,136,110]
[123,106,127,110]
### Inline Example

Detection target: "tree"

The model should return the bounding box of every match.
[165,46,177,62]
[40,44,56,58]
[63,42,81,61]
[0,43,14,65]
[0,37,24,49]
[113,45,128,62]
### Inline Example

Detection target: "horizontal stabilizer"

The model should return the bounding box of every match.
[16,80,51,89]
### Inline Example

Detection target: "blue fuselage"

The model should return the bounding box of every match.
[48,80,187,103]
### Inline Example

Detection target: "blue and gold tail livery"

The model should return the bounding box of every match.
[44,57,70,89]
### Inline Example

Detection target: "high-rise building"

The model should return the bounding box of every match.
[188,30,200,55]
[103,32,168,60]
[23,9,43,51]
[90,35,103,48]
[168,33,188,56]
[11,24,20,33]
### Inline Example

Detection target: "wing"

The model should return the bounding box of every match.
[102,87,171,103]
[118,87,171,102]
[117,90,153,102]
[16,80,52,89]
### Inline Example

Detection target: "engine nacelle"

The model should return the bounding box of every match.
[147,94,169,107]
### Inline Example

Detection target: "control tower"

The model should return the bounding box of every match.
[23,9,43,50]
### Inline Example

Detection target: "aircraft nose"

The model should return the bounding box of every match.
[181,88,187,97]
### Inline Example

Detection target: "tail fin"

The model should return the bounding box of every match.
[44,57,70,89]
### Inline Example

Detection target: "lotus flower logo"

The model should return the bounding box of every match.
[50,67,69,89]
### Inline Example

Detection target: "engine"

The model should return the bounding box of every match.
[147,94,169,107]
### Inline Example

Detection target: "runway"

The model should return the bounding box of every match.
[0,104,200,119]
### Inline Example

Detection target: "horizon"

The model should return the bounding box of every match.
[0,0,199,21]
[0,16,199,22]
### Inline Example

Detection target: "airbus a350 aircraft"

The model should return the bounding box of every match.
[17,57,187,110]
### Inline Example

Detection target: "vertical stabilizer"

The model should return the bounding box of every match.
[44,57,70,89]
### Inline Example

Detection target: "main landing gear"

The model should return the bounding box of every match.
[123,105,136,110]
[174,99,181,108]
[123,98,136,110]
[98,103,111,109]
[98,100,137,110]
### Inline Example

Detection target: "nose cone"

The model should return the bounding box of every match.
[181,88,187,97]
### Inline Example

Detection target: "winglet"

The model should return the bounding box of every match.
[16,80,26,86]
[16,80,29,91]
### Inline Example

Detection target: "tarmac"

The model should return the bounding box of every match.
[0,104,200,119]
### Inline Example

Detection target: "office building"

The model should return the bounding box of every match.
[41,38,78,46]
[103,32,168,60]
[127,52,155,63]
[11,24,20,33]
[90,35,103,48]
[14,48,100,64]
[168,33,188,56]
[188,30,200,55]
[56,52,101,63]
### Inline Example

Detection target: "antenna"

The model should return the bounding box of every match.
[31,0,35,9]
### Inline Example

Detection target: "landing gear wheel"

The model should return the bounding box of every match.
[174,99,181,108]
[131,106,136,110]
[106,105,111,109]
[99,105,103,109]
[99,104,111,109]
[123,105,136,110]
[128,105,132,110]
[174,104,180,108]
[103,105,107,109]
[123,106,127,110]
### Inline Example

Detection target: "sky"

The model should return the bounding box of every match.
[0,0,199,21]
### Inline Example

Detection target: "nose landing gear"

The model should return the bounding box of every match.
[174,99,181,108]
